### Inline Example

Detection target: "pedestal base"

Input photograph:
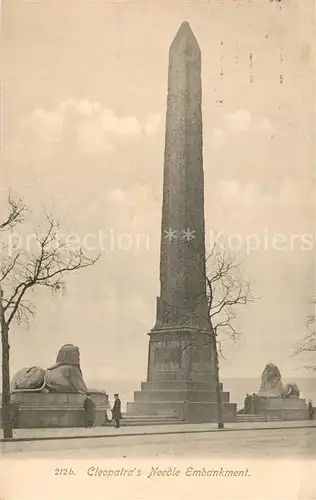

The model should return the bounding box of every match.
[127,329,237,423]
[1,391,109,428]
[254,396,309,421]
[127,381,237,423]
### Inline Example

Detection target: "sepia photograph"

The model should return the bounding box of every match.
[0,0,315,499]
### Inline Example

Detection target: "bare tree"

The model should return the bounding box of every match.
[207,244,255,348]
[0,196,99,438]
[292,300,316,371]
[205,244,256,428]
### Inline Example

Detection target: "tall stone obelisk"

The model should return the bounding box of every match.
[148,21,212,383]
[155,21,209,333]
[127,22,236,422]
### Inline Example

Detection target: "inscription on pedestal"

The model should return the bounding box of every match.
[152,341,181,373]
[148,333,215,383]
[191,344,212,373]
[154,347,179,366]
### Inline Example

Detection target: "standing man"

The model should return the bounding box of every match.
[251,393,258,414]
[112,393,122,428]
[244,394,250,414]
[308,401,314,420]
[83,395,95,428]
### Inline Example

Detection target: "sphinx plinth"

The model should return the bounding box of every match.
[242,364,309,421]
[2,344,109,428]
[126,22,236,423]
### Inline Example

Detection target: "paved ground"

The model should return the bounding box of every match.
[1,425,315,500]
[3,419,315,440]
[1,422,315,457]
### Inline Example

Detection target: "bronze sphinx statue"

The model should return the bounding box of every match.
[258,363,300,399]
[11,344,88,393]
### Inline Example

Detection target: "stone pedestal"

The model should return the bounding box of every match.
[255,396,309,421]
[127,380,236,423]
[0,391,109,428]
[127,329,237,423]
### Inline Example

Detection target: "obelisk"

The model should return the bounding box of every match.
[148,21,213,382]
[126,22,236,423]
[155,21,209,332]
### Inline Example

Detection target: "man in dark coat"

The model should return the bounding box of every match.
[251,393,259,414]
[308,401,314,420]
[83,395,95,427]
[244,394,250,414]
[112,393,122,428]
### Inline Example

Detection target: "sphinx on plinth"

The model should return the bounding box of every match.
[243,363,308,421]
[257,363,300,399]
[7,344,109,428]
[11,344,88,393]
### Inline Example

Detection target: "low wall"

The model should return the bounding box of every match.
[252,397,310,421]
[0,391,109,428]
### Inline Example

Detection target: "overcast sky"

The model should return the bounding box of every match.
[1,0,315,388]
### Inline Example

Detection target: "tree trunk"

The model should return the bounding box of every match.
[213,340,224,429]
[210,329,224,429]
[0,293,13,439]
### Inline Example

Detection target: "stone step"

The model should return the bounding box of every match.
[123,414,179,420]
[120,420,182,427]
[141,381,223,392]
[126,401,237,423]
[237,414,281,422]
[133,390,230,403]
[119,414,182,427]
[237,414,280,418]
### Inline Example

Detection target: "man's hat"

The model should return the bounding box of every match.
[114,393,119,397]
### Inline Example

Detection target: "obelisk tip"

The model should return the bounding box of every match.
[170,21,200,54]
[177,21,195,37]
[180,21,191,29]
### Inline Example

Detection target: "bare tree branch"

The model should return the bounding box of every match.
[0,195,28,231]
[1,208,100,327]
[206,243,257,345]
[0,254,20,283]
[292,299,316,370]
